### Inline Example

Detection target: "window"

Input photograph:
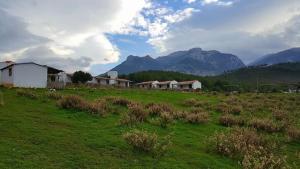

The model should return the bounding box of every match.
[8,68,12,76]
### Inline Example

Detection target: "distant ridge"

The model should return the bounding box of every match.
[111,48,245,76]
[251,47,300,66]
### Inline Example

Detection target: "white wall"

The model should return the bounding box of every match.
[170,81,178,89]
[13,64,48,88]
[192,81,202,90]
[107,71,118,79]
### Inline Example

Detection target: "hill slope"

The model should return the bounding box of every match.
[121,62,300,88]
[251,47,300,65]
[111,48,245,76]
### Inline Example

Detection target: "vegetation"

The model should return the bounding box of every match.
[120,62,300,92]
[71,70,93,84]
[0,86,299,169]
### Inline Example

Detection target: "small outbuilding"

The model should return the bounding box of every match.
[177,80,202,90]
[157,80,178,89]
[1,62,48,88]
[136,81,159,89]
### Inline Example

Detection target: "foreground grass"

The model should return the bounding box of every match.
[0,87,299,169]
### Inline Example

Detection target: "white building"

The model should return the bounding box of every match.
[157,80,178,89]
[136,81,159,89]
[89,71,131,88]
[177,80,202,90]
[0,62,67,88]
[1,62,48,88]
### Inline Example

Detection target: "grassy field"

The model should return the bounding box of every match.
[0,87,299,169]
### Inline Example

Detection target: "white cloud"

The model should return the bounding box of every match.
[0,0,150,72]
[202,0,233,6]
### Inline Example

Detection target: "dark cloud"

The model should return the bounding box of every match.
[0,9,49,53]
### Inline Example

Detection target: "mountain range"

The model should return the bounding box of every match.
[110,47,300,76]
[250,48,300,66]
[111,48,245,76]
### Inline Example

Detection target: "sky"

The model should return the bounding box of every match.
[1,0,300,75]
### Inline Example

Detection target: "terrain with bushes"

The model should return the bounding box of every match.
[0,87,300,168]
[120,62,300,92]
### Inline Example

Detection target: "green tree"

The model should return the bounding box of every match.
[71,71,92,84]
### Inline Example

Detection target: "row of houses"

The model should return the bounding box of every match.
[0,61,201,90]
[136,80,202,90]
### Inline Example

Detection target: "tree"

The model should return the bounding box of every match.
[71,71,92,84]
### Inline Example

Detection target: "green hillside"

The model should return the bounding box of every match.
[0,87,300,169]
[120,62,300,91]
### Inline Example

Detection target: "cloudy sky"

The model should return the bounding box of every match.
[1,0,300,75]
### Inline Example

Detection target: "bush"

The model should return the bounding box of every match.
[120,104,149,125]
[145,103,174,116]
[57,95,110,116]
[105,96,132,107]
[57,95,87,110]
[229,105,243,115]
[210,127,267,158]
[183,98,198,107]
[185,109,209,124]
[219,114,245,127]
[46,92,63,100]
[215,103,230,114]
[159,112,174,128]
[72,71,92,84]
[248,118,282,133]
[123,130,172,157]
[86,99,110,116]
[286,127,300,141]
[16,90,38,99]
[242,145,287,169]
[272,109,288,121]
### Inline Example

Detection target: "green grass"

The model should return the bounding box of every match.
[0,87,299,169]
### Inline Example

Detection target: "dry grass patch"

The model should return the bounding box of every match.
[185,108,209,124]
[210,127,287,169]
[120,104,149,125]
[57,95,110,116]
[46,92,63,100]
[286,127,300,141]
[248,118,282,133]
[16,90,38,99]
[219,114,245,127]
[123,130,172,157]
[145,103,174,116]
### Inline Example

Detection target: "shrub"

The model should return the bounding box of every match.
[229,105,243,115]
[104,96,132,107]
[215,103,230,114]
[248,118,282,133]
[46,92,63,100]
[145,103,174,116]
[219,114,245,127]
[183,98,198,107]
[123,130,171,157]
[272,109,288,121]
[86,99,110,116]
[120,104,149,125]
[159,112,174,128]
[172,111,188,120]
[58,96,111,116]
[242,145,288,169]
[286,127,300,141]
[16,90,38,99]
[210,127,267,158]
[185,110,209,124]
[57,95,87,110]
